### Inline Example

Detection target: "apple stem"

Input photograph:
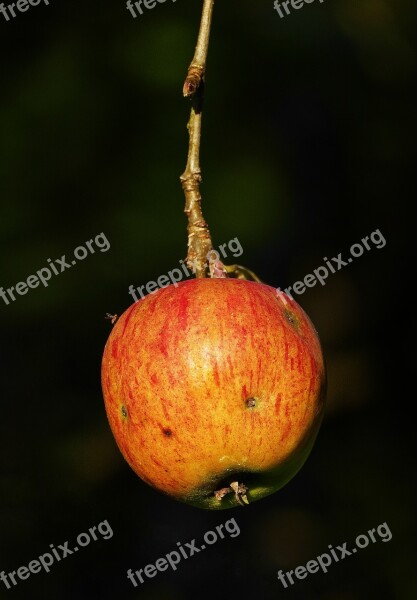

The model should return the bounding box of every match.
[180,3,263,285]
[180,0,215,278]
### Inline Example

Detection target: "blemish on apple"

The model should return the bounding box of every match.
[245,397,257,409]
[284,309,300,331]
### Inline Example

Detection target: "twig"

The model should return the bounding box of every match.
[183,0,214,98]
[180,0,215,278]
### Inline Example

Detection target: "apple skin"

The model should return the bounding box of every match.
[101,278,326,509]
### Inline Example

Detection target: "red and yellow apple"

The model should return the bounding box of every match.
[101,278,325,509]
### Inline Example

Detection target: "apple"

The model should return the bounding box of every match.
[101,278,326,509]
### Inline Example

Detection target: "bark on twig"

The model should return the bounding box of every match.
[180,0,215,278]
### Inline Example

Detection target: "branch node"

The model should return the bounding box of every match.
[183,65,205,98]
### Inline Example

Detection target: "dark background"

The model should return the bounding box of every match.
[0,0,415,599]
